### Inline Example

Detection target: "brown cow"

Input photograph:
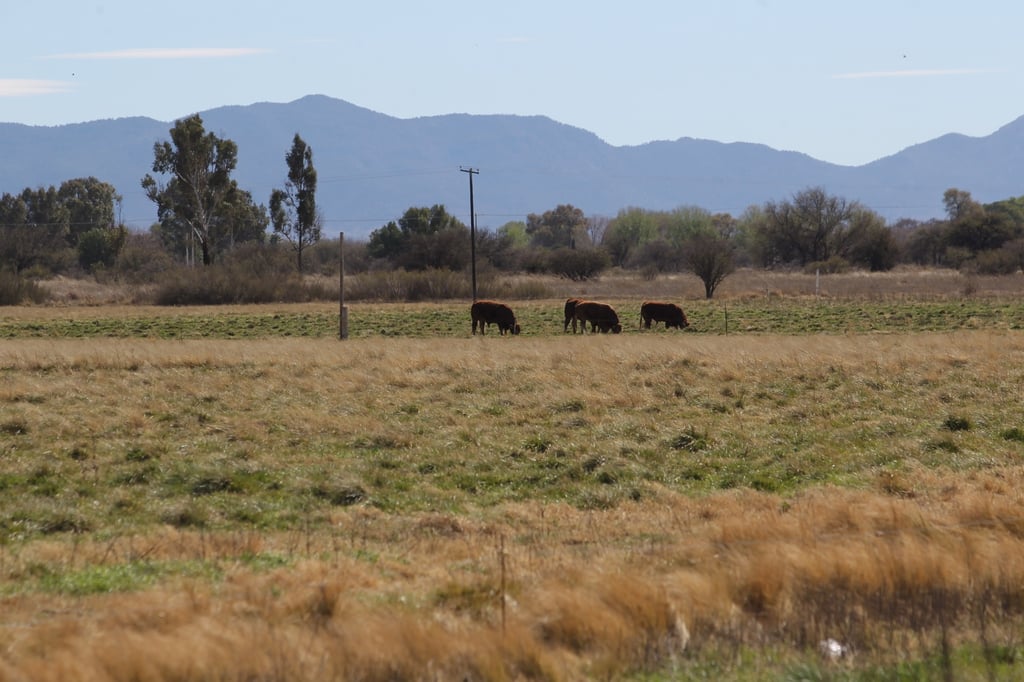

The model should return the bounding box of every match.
[471,300,521,336]
[563,297,583,332]
[639,301,690,330]
[572,300,622,334]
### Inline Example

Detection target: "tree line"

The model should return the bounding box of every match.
[2,114,1023,301]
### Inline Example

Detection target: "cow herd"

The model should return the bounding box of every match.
[470,298,689,336]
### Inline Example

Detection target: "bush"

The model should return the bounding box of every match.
[547,247,611,281]
[344,269,472,302]
[77,226,128,273]
[153,261,328,305]
[0,271,49,305]
[306,238,371,276]
[151,242,347,305]
[966,248,1022,275]
[112,233,176,284]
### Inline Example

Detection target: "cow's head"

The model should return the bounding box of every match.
[512,323,521,335]
[611,323,623,334]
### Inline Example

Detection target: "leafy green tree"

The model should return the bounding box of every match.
[142,114,261,265]
[942,188,982,222]
[0,189,70,274]
[1,180,126,275]
[844,208,899,271]
[58,177,121,246]
[985,195,1024,229]
[54,177,126,272]
[496,220,529,248]
[526,204,588,249]
[214,186,269,254]
[661,206,716,245]
[21,186,70,235]
[367,205,469,270]
[632,238,683,273]
[366,221,404,260]
[602,207,659,266]
[270,134,321,271]
[77,226,128,272]
[943,188,1016,253]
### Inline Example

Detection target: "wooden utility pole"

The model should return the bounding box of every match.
[460,167,479,302]
[339,232,348,339]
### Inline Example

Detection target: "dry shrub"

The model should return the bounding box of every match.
[151,263,325,305]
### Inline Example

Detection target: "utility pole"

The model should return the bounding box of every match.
[460,167,479,302]
[338,232,348,340]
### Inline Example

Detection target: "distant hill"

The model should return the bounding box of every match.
[2,94,1023,239]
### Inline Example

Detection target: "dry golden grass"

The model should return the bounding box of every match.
[3,474,1024,679]
[2,326,1024,679]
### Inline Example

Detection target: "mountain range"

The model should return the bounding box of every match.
[2,94,1023,239]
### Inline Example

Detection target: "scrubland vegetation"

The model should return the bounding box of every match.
[1,268,1024,680]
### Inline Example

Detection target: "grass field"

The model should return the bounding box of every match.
[2,269,1024,680]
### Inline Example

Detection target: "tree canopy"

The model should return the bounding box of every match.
[270,134,321,272]
[367,205,470,270]
[142,114,266,265]
[0,178,124,274]
[526,204,588,249]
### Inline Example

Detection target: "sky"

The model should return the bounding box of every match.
[3,1,1024,167]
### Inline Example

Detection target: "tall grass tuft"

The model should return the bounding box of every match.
[0,270,49,305]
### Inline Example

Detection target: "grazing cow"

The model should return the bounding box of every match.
[639,301,690,330]
[563,297,583,332]
[471,300,521,336]
[572,300,622,334]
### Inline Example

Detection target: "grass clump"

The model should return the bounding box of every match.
[943,415,973,431]
[669,427,710,452]
[1000,427,1024,443]
[0,270,49,305]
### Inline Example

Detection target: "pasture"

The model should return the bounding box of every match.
[2,270,1024,680]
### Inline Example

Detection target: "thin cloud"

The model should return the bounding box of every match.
[832,68,992,80]
[41,47,269,60]
[0,79,73,96]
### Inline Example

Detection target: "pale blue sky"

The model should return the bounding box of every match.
[3,1,1023,166]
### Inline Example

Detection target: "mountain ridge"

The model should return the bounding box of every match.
[2,94,1021,239]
